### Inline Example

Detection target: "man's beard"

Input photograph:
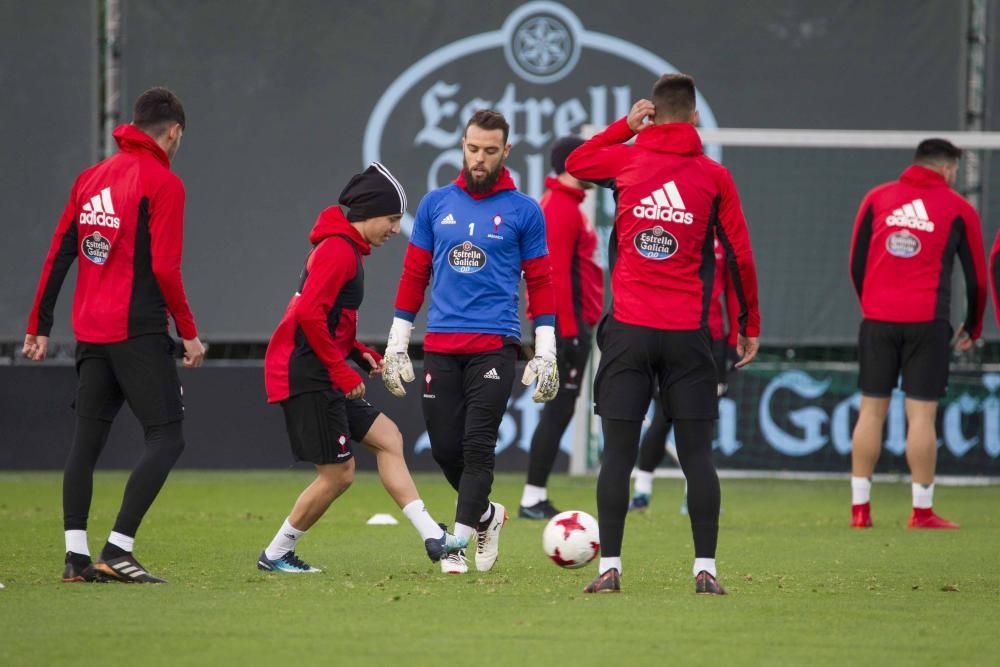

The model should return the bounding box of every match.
[463,158,503,194]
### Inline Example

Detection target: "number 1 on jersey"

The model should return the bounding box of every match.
[469,222,475,236]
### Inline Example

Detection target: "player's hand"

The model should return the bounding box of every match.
[952,324,973,352]
[383,317,415,397]
[521,325,559,402]
[22,334,48,362]
[182,337,206,368]
[627,99,656,132]
[347,381,366,400]
[363,352,383,377]
[734,334,759,368]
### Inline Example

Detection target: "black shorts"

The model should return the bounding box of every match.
[858,319,951,400]
[556,331,592,399]
[280,390,380,465]
[75,334,184,427]
[594,316,718,421]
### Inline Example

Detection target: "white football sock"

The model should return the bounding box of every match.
[403,499,444,541]
[634,470,654,496]
[851,476,872,505]
[598,557,622,575]
[479,503,495,524]
[912,482,934,509]
[454,522,477,543]
[65,530,90,557]
[107,531,134,553]
[264,518,304,560]
[693,557,717,578]
[520,484,547,507]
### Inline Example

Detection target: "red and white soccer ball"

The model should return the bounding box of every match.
[542,510,600,569]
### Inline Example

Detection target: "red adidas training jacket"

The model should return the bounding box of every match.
[566,118,760,337]
[27,125,197,343]
[850,165,986,339]
[526,177,604,338]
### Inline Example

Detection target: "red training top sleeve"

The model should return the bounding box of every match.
[956,203,987,340]
[848,193,875,302]
[294,238,363,393]
[523,255,555,323]
[991,230,1000,328]
[564,117,635,182]
[577,223,604,328]
[394,243,433,318]
[27,182,80,336]
[714,169,760,338]
[149,175,198,339]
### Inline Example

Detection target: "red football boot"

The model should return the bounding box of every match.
[851,502,872,528]
[908,507,959,529]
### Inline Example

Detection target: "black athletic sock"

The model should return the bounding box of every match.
[100,543,129,561]
[596,418,642,558]
[67,551,93,567]
[63,416,113,531]
[674,419,720,558]
[111,421,186,537]
[637,410,671,473]
[526,390,577,487]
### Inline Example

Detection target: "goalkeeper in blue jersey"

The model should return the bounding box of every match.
[383,109,559,574]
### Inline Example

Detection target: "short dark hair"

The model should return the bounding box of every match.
[915,138,961,165]
[465,109,509,144]
[133,87,186,135]
[651,74,696,121]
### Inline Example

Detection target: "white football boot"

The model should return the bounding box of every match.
[440,549,468,574]
[475,502,507,571]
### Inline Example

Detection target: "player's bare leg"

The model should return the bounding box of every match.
[904,398,956,528]
[904,398,937,485]
[850,396,889,527]
[361,414,419,507]
[361,414,467,559]
[257,461,354,573]
[288,461,354,530]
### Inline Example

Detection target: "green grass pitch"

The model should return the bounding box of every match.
[0,471,996,666]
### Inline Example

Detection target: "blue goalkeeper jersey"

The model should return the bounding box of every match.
[409,182,548,339]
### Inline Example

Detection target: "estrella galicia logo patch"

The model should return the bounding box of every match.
[448,241,488,273]
[81,231,111,265]
[633,226,678,260]
[886,230,921,258]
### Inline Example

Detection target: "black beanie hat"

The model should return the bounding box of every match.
[338,162,407,221]
[550,135,586,175]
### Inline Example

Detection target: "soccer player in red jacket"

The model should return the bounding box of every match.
[259,164,465,573]
[519,135,604,519]
[566,74,760,595]
[24,88,205,583]
[849,139,986,530]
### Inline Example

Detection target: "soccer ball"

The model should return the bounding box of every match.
[542,510,600,568]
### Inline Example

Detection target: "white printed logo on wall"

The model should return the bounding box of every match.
[363,2,720,239]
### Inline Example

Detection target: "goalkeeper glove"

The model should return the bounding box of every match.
[521,324,559,402]
[383,317,415,397]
